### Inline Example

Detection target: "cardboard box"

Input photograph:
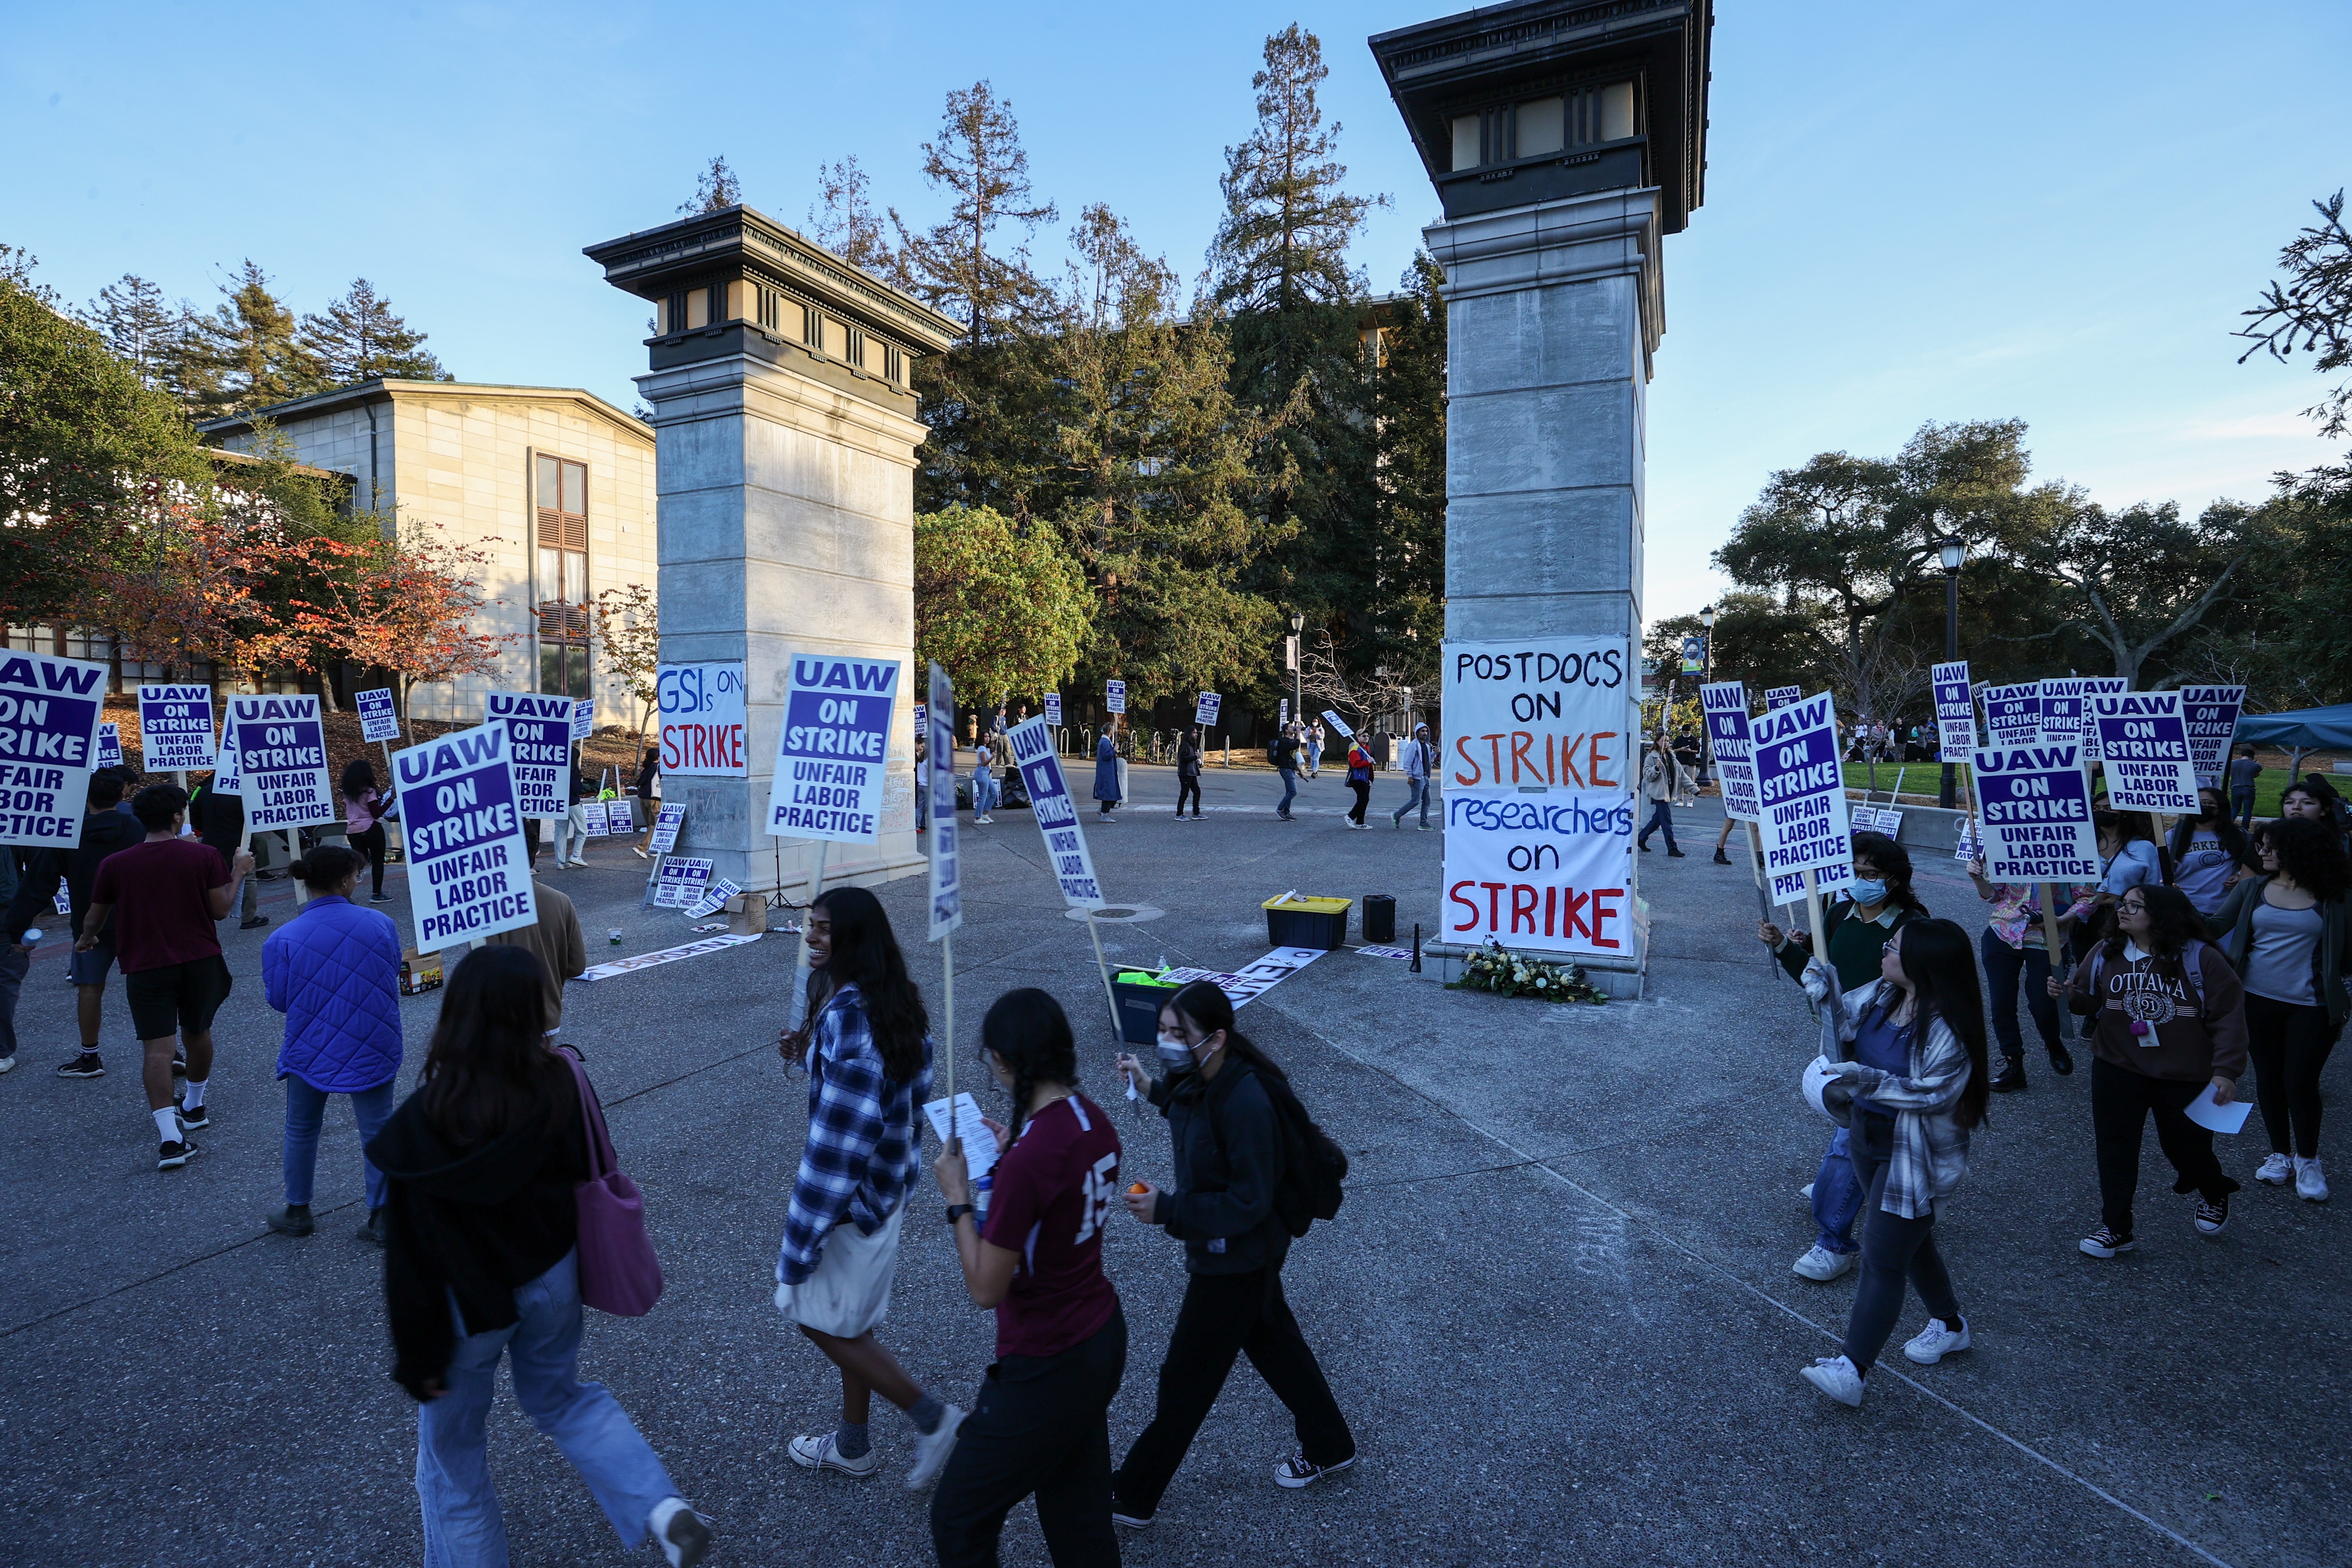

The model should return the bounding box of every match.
[726,894,765,937]
[399,948,444,996]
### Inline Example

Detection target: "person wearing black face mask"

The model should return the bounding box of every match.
[1107,982,1354,1529]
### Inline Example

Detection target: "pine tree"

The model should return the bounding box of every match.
[892,81,1058,342]
[81,274,177,390]
[680,155,742,216]
[297,278,449,384]
[1366,254,1449,689]
[169,260,327,418]
[807,154,892,275]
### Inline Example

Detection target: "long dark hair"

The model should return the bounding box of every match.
[981,988,1078,1146]
[2258,816,2352,903]
[2103,883,2207,1005]
[1880,917,1990,1131]
[341,757,377,798]
[2095,808,2157,849]
[2169,788,2248,865]
[418,946,569,1149]
[1165,980,1290,1086]
[1850,831,1927,916]
[812,885,929,1082]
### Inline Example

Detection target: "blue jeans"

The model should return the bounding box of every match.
[1277,768,1298,816]
[417,1251,677,1567]
[1305,745,1321,775]
[974,773,999,814]
[2233,786,2256,832]
[284,1077,397,1208]
[1638,799,1677,850]
[1811,1127,1864,1255]
[1392,777,1431,826]
[0,944,26,1059]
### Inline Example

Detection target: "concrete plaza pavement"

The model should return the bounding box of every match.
[3,763,2343,1566]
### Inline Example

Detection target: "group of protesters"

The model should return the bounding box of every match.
[1747,762,2345,1409]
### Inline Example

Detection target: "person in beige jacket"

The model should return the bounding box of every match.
[1636,735,1694,856]
[487,881,587,1031]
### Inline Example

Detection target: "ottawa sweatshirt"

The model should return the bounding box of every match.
[2064,940,2249,1085]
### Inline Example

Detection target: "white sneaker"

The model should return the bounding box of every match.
[2256,1152,2295,1186]
[1792,1244,1855,1282]
[648,1497,712,1568]
[0,1054,14,1074]
[2297,1156,2330,1202]
[1902,1317,1971,1365]
[905,1404,964,1489]
[787,1431,878,1479]
[1801,1355,1866,1407]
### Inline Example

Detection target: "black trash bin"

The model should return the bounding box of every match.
[1362,894,1396,944]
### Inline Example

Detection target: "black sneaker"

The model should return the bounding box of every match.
[1989,1061,2027,1094]
[157,1139,198,1171]
[2078,1225,2135,1258]
[2195,1194,2230,1237]
[356,1207,389,1246]
[2046,1039,2075,1076]
[369,893,393,905]
[1667,848,1687,857]
[1274,1451,1356,1489]
[267,1204,315,1237]
[175,1100,210,1132]
[55,1053,105,1079]
[1111,1507,1155,1529]
[240,916,269,930]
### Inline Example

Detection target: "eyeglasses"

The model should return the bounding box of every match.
[2119,899,2148,913]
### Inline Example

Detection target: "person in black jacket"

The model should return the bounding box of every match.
[188,773,267,929]
[1176,726,1204,819]
[629,746,661,858]
[367,946,712,1568]
[1109,980,1354,1526]
[4,769,146,1078]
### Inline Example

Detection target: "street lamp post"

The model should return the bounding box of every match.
[1288,612,1304,732]
[1938,536,1967,809]
[1697,604,1716,772]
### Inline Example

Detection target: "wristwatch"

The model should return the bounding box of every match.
[945,1203,975,1227]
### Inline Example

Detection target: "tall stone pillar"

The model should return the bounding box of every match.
[586,209,962,896]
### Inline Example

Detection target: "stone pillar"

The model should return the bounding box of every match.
[1426,188,1660,646]
[586,208,962,896]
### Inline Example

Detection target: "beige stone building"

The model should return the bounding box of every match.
[202,380,657,727]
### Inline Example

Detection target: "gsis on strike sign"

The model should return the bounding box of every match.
[658,661,747,776]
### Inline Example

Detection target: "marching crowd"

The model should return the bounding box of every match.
[1748,765,2344,1408]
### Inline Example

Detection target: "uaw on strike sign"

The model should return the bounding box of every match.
[766,655,900,843]
[228,696,338,830]
[0,652,108,848]
[1752,692,1855,902]
[393,722,537,950]
[487,691,574,821]
[1440,637,1635,956]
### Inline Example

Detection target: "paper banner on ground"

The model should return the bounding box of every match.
[766,654,900,844]
[1105,680,1126,715]
[1356,944,1415,959]
[1009,714,1104,910]
[2078,677,2127,759]
[1161,946,1326,1008]
[355,687,401,743]
[391,721,537,951]
[686,876,741,921]
[1195,692,1222,727]
[1972,742,2099,883]
[227,695,338,829]
[1752,691,1857,905]
[658,661,748,777]
[2180,685,2246,788]
[1764,685,1802,710]
[1931,662,1975,758]
[2037,679,2086,749]
[1044,693,1062,726]
[95,723,123,768]
[1701,681,1758,822]
[581,931,761,981]
[927,662,963,938]
[2092,691,2199,813]
[137,684,216,771]
[651,856,715,909]
[487,691,575,822]
[0,653,108,849]
[647,802,685,855]
[1981,683,2042,746]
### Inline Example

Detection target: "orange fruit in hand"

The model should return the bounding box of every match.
[1129,1183,1149,1195]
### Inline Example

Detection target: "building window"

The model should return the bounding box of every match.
[536,453,591,700]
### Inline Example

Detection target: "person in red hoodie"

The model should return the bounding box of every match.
[2051,883,2248,1257]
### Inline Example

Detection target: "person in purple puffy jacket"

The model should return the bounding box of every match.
[262,844,405,1244]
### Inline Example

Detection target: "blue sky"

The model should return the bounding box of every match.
[5,1,2344,622]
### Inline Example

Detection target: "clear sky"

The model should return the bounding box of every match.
[5,1,2344,624]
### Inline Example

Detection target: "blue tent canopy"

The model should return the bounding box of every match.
[2233,704,2352,751]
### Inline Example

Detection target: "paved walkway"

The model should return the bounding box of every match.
[3,775,2340,1565]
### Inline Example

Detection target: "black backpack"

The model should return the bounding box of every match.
[1267,735,1283,766]
[1215,1061,1347,1237]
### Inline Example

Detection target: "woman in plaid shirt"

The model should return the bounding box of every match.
[773,887,963,1487]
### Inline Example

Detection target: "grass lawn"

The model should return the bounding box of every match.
[1838,750,2334,817]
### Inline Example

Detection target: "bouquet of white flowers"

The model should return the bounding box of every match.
[1447,937,1606,1004]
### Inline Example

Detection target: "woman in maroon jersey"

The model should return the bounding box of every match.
[930,988,1126,1567]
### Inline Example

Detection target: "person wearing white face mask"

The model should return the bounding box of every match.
[1107,982,1354,1528]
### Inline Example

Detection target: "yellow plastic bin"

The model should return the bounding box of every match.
[1263,894,1352,950]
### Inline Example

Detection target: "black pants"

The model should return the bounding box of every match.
[1839,1114,1960,1371]
[352,822,387,897]
[1176,776,1200,816]
[932,1310,1126,1568]
[2245,992,2337,1157]
[1112,1266,1353,1519]
[2091,1056,2238,1235]
[1979,926,2058,1061]
[1346,780,1370,824]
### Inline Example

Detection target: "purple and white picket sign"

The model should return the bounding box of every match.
[1009,715,1105,910]
[1763,685,1802,711]
[1931,661,1975,759]
[2078,678,2127,760]
[95,723,123,769]
[1701,681,1758,822]
[1980,683,2042,747]
[2091,691,2200,813]
[137,684,217,771]
[1972,741,2100,883]
[2180,685,2247,789]
[0,652,111,849]
[391,721,537,951]
[1195,692,1222,728]
[355,687,402,744]
[1751,690,1855,904]
[487,690,576,822]
[228,695,338,830]
[766,654,900,844]
[2037,679,2086,749]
